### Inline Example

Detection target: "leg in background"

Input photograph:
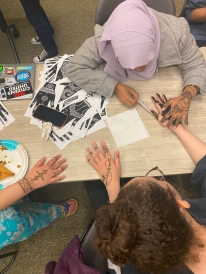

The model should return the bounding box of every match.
[19,0,58,55]
[0,198,62,250]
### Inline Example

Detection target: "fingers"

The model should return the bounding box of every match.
[51,175,66,183]
[125,100,135,107]
[85,141,112,168]
[46,154,61,167]
[165,116,176,128]
[125,90,139,107]
[162,99,171,109]
[50,158,67,170]
[151,97,162,112]
[130,90,139,101]
[86,141,104,166]
[114,151,121,172]
[52,164,68,177]
[125,95,137,107]
[162,105,171,116]
[85,155,98,170]
[100,140,112,158]
[156,93,165,104]
[174,117,181,127]
[163,94,168,102]
[86,147,101,165]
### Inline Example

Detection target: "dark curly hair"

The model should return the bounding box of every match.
[94,180,195,274]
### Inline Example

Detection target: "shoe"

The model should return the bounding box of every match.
[31,36,41,45]
[60,199,78,217]
[33,49,58,63]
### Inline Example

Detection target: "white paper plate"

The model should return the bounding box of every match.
[0,140,28,189]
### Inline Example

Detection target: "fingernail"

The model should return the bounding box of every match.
[151,96,158,103]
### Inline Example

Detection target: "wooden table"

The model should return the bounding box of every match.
[2,55,206,182]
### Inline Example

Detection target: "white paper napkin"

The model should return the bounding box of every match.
[106,109,149,148]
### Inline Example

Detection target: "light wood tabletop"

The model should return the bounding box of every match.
[2,55,206,182]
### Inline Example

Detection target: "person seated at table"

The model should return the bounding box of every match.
[67,0,206,128]
[0,155,78,250]
[184,0,206,47]
[84,98,206,274]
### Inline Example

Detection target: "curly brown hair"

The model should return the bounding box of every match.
[94,180,195,274]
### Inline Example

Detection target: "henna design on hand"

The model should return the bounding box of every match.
[156,93,165,104]
[37,170,47,181]
[47,155,60,167]
[101,158,112,187]
[18,178,33,193]
[33,170,47,181]
[171,90,192,116]
[102,145,109,157]
[53,170,58,176]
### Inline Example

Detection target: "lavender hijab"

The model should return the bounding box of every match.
[99,0,160,82]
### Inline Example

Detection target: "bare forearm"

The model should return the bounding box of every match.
[172,126,206,164]
[191,8,206,22]
[107,183,120,203]
[0,178,32,211]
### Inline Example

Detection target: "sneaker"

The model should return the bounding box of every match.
[33,49,58,63]
[31,36,41,45]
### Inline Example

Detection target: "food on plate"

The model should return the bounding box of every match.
[0,164,15,180]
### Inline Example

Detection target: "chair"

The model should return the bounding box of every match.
[178,0,187,17]
[0,251,18,274]
[95,0,176,26]
[80,219,109,274]
[0,10,20,63]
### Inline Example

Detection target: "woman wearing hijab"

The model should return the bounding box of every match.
[67,0,206,128]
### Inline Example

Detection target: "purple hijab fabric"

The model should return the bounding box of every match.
[99,0,160,82]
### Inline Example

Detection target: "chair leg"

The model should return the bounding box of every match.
[0,10,20,63]
[0,251,18,274]
[5,28,20,63]
[8,24,20,38]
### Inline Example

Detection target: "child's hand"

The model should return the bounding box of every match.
[18,155,67,193]
[86,140,121,202]
[114,83,139,107]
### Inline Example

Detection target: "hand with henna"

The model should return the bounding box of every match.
[18,155,67,193]
[152,86,199,128]
[151,93,176,130]
[86,140,121,202]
